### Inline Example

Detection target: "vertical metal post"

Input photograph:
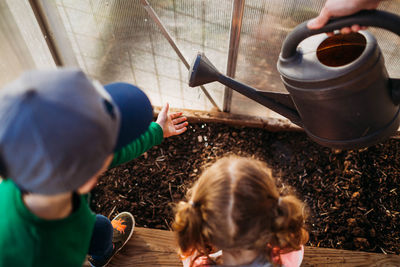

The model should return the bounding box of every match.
[223,0,245,112]
[28,0,62,66]
[28,0,78,67]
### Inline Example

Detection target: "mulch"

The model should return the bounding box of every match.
[91,122,400,255]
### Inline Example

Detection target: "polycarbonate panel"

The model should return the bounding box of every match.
[231,0,400,119]
[231,0,324,118]
[50,0,232,110]
[370,1,400,78]
[31,0,400,119]
[0,0,54,87]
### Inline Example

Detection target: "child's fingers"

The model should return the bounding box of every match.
[160,103,169,116]
[175,122,188,130]
[175,127,187,135]
[192,256,210,266]
[172,117,187,125]
[169,112,183,119]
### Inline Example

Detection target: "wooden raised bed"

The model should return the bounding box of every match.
[84,227,400,267]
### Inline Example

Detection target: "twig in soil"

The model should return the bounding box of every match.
[155,161,161,169]
[148,200,155,219]
[169,183,174,202]
[156,155,166,161]
[364,208,374,216]
[108,206,116,219]
[164,218,172,231]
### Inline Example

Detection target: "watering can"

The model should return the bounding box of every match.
[188,10,400,149]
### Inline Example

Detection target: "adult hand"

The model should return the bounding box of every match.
[307,0,381,34]
[156,103,188,138]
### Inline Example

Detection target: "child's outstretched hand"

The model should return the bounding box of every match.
[156,103,188,138]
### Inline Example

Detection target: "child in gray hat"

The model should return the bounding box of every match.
[0,68,188,267]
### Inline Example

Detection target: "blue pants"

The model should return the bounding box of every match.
[88,215,114,262]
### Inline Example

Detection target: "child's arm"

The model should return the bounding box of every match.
[110,121,163,168]
[110,103,187,168]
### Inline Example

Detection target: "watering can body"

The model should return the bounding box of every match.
[188,10,400,149]
[278,30,400,148]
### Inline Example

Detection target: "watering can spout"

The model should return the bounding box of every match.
[188,53,219,87]
[188,53,302,126]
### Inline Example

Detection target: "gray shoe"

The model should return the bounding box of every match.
[89,212,135,267]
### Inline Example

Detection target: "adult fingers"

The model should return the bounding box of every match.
[307,7,331,30]
[340,26,352,34]
[351,24,361,32]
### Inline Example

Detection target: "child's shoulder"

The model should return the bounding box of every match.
[0,179,18,199]
[0,179,27,231]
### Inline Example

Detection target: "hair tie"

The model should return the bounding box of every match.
[278,197,282,206]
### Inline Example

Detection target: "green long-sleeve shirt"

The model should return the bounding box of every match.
[110,122,164,168]
[0,122,163,267]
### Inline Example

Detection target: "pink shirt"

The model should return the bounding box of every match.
[181,245,304,267]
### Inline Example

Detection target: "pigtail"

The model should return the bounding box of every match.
[271,195,309,252]
[173,200,206,257]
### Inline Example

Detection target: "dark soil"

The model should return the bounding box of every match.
[91,122,400,255]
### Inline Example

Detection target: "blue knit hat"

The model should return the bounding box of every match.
[0,68,153,194]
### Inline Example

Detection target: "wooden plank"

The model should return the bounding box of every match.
[108,227,180,267]
[153,106,400,138]
[153,106,302,132]
[83,227,400,267]
[303,246,400,266]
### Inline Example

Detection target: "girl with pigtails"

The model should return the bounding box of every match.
[173,156,309,267]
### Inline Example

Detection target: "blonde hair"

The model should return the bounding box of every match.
[173,156,308,261]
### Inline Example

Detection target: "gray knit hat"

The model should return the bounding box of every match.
[0,68,153,194]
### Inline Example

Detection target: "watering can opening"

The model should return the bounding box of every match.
[316,32,367,67]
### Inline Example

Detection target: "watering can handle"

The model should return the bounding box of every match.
[280,10,400,60]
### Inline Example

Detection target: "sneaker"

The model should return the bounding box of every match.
[89,212,135,267]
